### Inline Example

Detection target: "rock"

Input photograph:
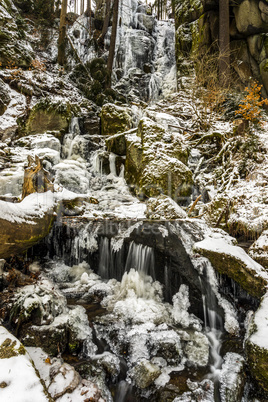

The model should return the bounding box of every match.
[0,78,11,116]
[21,155,54,199]
[151,330,182,364]
[0,192,56,259]
[219,353,245,402]
[194,236,268,298]
[92,352,120,378]
[100,103,132,136]
[245,291,268,392]
[140,155,193,200]
[260,58,268,94]
[133,13,156,34]
[173,379,214,401]
[146,195,187,219]
[15,133,61,152]
[124,117,192,200]
[48,362,81,399]
[25,100,75,135]
[0,326,50,401]
[249,230,268,269]
[105,131,129,156]
[234,0,268,35]
[131,359,161,388]
[0,1,33,67]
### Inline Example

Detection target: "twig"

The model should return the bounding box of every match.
[188,194,202,216]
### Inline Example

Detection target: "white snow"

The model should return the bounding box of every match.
[0,327,49,402]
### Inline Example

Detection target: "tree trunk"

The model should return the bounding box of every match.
[58,0,68,65]
[107,0,119,87]
[98,0,111,45]
[81,0,84,14]
[219,0,230,87]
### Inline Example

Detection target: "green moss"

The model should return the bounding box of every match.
[0,338,25,358]
[195,247,266,298]
[246,341,268,392]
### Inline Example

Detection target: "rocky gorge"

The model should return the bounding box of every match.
[0,0,268,401]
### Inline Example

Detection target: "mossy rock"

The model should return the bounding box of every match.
[194,240,268,298]
[125,133,144,186]
[0,202,55,259]
[139,156,193,200]
[105,131,127,156]
[24,100,78,135]
[100,103,132,136]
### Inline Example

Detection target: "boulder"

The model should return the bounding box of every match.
[100,103,132,136]
[245,291,268,392]
[131,359,161,388]
[0,191,55,259]
[146,195,187,220]
[25,105,71,135]
[48,363,81,399]
[140,156,193,200]
[134,13,156,34]
[0,326,49,401]
[234,0,268,35]
[194,236,268,298]
[249,230,268,269]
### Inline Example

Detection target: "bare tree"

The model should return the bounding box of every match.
[219,0,230,87]
[58,0,68,65]
[107,0,119,87]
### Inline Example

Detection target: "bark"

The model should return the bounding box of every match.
[58,0,68,65]
[219,0,230,87]
[107,0,119,87]
[22,155,54,200]
[98,0,111,45]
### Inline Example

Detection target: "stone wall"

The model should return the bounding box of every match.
[173,0,268,96]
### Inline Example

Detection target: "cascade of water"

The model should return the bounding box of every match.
[97,238,155,281]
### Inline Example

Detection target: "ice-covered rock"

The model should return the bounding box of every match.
[219,353,245,402]
[130,358,161,388]
[146,195,187,219]
[249,230,268,270]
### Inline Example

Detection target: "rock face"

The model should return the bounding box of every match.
[0,78,11,115]
[111,116,193,200]
[0,0,33,67]
[173,0,268,95]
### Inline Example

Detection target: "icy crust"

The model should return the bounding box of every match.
[0,326,49,402]
[219,353,245,402]
[11,275,96,356]
[45,260,210,391]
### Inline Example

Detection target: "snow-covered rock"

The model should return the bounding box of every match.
[0,326,49,402]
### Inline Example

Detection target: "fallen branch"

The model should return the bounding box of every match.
[188,194,202,216]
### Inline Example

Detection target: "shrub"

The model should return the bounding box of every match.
[235,81,268,125]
